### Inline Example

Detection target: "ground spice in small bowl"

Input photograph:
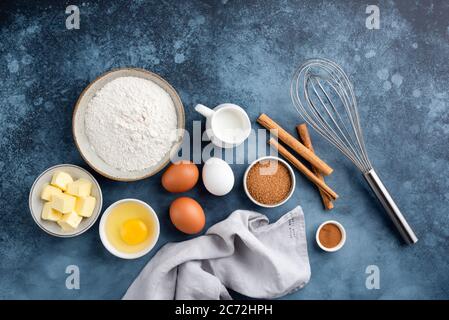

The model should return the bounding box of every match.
[246,159,293,206]
[318,223,342,249]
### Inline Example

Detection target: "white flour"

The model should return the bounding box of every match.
[84,76,178,172]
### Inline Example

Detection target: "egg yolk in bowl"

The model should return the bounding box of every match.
[120,218,148,245]
[105,201,157,254]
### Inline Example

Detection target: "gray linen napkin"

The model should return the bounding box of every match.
[123,206,311,300]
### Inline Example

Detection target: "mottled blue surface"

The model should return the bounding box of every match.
[1,0,448,300]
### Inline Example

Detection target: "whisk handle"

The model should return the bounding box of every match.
[363,169,418,245]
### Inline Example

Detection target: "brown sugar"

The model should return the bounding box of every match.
[318,223,342,248]
[246,159,292,205]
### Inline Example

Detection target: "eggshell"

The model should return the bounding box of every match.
[169,197,205,234]
[202,158,234,196]
[162,161,199,193]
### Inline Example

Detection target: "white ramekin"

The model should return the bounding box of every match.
[99,198,160,259]
[315,220,346,252]
[243,156,296,208]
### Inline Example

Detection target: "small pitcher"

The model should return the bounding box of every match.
[195,103,251,148]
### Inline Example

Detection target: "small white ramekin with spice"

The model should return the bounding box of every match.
[243,156,296,208]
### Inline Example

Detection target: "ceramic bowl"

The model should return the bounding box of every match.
[29,164,103,237]
[315,220,346,252]
[99,199,160,259]
[72,68,185,181]
[243,156,296,208]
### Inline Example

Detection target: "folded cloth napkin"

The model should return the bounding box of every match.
[123,206,311,300]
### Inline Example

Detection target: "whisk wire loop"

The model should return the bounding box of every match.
[312,78,366,167]
[291,58,372,173]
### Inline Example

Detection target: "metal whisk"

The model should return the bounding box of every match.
[291,58,418,245]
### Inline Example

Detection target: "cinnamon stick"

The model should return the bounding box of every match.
[297,124,334,210]
[268,138,338,201]
[257,114,333,176]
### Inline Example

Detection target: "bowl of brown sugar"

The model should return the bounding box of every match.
[244,156,296,208]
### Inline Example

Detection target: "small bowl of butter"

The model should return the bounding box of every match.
[99,199,160,259]
[29,164,103,237]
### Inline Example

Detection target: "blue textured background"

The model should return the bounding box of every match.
[1,0,448,299]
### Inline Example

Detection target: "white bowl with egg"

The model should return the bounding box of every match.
[29,164,103,237]
[99,199,160,259]
[72,68,185,181]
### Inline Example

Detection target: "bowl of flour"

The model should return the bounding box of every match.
[73,68,185,181]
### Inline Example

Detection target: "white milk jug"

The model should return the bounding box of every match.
[195,103,251,148]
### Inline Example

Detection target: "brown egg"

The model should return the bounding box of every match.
[169,197,205,234]
[162,161,199,193]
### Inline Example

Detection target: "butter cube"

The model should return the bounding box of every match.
[75,196,96,217]
[66,178,92,197]
[41,184,63,201]
[41,202,63,221]
[51,193,76,213]
[51,171,73,191]
[57,211,83,231]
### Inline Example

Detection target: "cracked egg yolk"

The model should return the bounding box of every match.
[120,219,148,245]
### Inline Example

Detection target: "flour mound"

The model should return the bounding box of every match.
[85,76,178,172]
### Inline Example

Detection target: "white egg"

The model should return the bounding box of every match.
[202,157,234,196]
